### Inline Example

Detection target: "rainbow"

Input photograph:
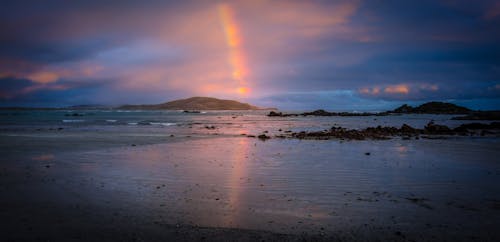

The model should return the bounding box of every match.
[218,3,250,95]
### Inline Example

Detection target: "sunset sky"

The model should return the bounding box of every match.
[1,0,499,110]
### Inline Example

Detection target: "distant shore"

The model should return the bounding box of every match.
[3,100,499,120]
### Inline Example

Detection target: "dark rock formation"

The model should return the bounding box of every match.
[285,122,499,140]
[392,102,470,114]
[302,109,334,116]
[267,110,388,117]
[268,102,474,117]
[267,111,298,117]
[400,124,417,134]
[257,134,271,141]
[424,121,452,134]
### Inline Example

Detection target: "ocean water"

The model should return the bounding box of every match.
[0,109,492,135]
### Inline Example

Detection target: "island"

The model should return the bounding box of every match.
[119,96,272,110]
[267,101,499,120]
[391,101,470,114]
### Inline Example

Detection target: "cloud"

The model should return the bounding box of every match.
[384,85,410,94]
[0,0,499,109]
[358,81,500,101]
[26,71,59,84]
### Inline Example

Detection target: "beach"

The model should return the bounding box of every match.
[1,110,499,241]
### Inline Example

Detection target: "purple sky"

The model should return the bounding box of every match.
[1,0,499,110]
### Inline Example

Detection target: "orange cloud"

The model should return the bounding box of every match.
[26,71,59,84]
[384,84,409,94]
[359,86,380,95]
[359,83,442,98]
[22,64,103,84]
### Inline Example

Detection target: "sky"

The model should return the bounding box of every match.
[0,0,499,111]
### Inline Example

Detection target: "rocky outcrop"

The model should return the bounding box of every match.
[285,122,500,140]
[267,101,473,117]
[267,110,388,117]
[392,102,470,114]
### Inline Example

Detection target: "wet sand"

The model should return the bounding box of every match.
[1,127,500,241]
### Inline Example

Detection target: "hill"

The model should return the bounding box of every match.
[119,97,263,110]
[392,102,471,114]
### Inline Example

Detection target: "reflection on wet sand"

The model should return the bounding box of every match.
[54,136,498,237]
[225,132,250,227]
[31,154,54,161]
[4,134,498,240]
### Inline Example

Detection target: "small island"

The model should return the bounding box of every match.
[119,96,270,110]
[267,101,500,120]
[391,102,470,114]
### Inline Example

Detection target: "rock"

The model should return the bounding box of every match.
[424,121,452,134]
[269,110,387,117]
[268,111,282,117]
[400,124,416,133]
[284,122,497,140]
[257,134,271,141]
[302,109,334,116]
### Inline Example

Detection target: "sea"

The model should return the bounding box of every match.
[0,109,492,133]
